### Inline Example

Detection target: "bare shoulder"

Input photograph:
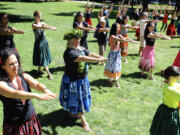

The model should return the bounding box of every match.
[0,81,8,88]
[22,73,31,80]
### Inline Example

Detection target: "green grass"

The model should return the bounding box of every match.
[0,1,179,135]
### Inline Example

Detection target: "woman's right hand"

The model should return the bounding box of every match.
[100,57,107,62]
[36,93,56,101]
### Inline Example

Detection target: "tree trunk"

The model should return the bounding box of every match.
[142,0,149,12]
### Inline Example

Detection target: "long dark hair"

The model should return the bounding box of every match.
[0,48,23,82]
[0,12,8,25]
[144,22,154,39]
[116,16,123,24]
[122,15,129,25]
[110,23,118,36]
[162,66,180,80]
[73,12,84,24]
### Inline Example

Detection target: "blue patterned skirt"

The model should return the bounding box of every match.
[59,74,91,114]
[104,50,121,80]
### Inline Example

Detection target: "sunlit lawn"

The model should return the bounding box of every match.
[0,1,179,135]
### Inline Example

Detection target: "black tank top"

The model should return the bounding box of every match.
[0,74,34,125]
[0,26,15,51]
[146,36,155,46]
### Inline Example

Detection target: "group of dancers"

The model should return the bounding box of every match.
[0,1,180,134]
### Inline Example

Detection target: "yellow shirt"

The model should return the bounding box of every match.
[163,83,180,109]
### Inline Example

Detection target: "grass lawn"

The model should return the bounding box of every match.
[0,1,179,135]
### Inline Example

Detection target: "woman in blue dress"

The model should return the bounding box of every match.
[32,10,56,80]
[59,30,106,131]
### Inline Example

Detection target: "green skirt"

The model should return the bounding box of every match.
[150,103,180,135]
[33,37,52,66]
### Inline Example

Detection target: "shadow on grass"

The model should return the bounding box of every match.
[0,12,34,23]
[37,109,80,135]
[0,3,15,10]
[127,53,139,57]
[49,66,65,74]
[90,79,113,88]
[25,70,43,79]
[171,46,180,48]
[154,71,162,77]
[121,72,146,79]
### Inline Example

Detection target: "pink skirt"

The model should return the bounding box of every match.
[173,50,180,68]
[139,45,155,72]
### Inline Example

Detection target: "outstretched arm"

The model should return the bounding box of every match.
[98,27,110,33]
[147,32,171,39]
[122,25,139,29]
[32,22,56,31]
[112,35,138,43]
[0,81,55,100]
[74,55,106,63]
[41,22,56,31]
[22,73,56,98]
[0,27,25,35]
[75,25,92,31]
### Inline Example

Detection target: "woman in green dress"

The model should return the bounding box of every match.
[150,66,180,135]
[32,10,56,80]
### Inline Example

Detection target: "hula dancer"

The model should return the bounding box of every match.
[85,2,94,26]
[160,7,169,32]
[150,66,180,135]
[138,12,158,56]
[152,8,161,32]
[0,13,25,52]
[32,10,56,80]
[116,2,123,24]
[104,23,137,88]
[0,48,56,135]
[97,18,110,65]
[73,12,96,49]
[120,15,138,63]
[166,12,177,36]
[139,22,171,80]
[94,10,106,39]
[59,30,106,131]
[102,3,113,28]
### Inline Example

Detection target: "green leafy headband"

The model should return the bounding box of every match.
[63,29,83,40]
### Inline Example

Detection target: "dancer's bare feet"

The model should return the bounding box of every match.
[115,80,121,89]
[81,122,92,132]
[48,74,53,80]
